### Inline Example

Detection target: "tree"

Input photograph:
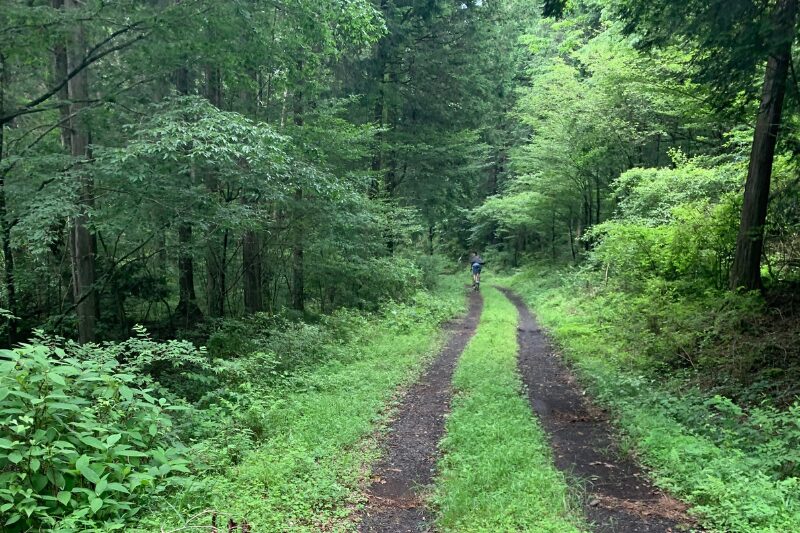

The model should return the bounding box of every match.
[616,0,800,290]
[65,0,97,343]
[730,0,798,290]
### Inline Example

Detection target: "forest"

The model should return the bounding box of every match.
[0,0,798,531]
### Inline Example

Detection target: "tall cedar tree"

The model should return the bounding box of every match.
[616,0,799,290]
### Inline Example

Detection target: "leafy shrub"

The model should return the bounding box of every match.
[351,257,422,307]
[415,254,450,290]
[207,313,329,366]
[612,155,740,224]
[382,290,462,334]
[84,326,212,401]
[0,344,190,531]
[589,197,739,291]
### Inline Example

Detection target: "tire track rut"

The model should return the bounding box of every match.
[500,288,696,533]
[358,290,483,533]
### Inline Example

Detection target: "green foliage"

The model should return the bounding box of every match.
[589,199,739,290]
[0,273,463,531]
[414,254,450,290]
[615,0,791,103]
[0,344,189,531]
[612,155,741,223]
[435,287,585,532]
[140,278,464,531]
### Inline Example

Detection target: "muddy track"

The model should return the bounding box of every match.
[499,288,696,533]
[358,290,483,533]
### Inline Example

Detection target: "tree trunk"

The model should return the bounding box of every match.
[0,52,17,343]
[53,0,71,152]
[205,233,225,317]
[0,174,16,344]
[204,64,226,317]
[568,208,577,263]
[729,0,798,291]
[66,0,97,343]
[290,187,305,312]
[172,65,202,326]
[595,174,602,223]
[175,222,202,325]
[51,0,74,309]
[290,187,305,313]
[369,0,390,198]
[242,230,263,313]
[291,62,305,313]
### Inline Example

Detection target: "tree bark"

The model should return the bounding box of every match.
[175,222,202,326]
[568,207,577,263]
[205,227,225,317]
[290,188,304,313]
[0,52,17,343]
[290,62,305,313]
[66,0,97,343]
[242,230,263,313]
[204,64,226,317]
[369,0,390,198]
[173,65,202,326]
[53,0,72,152]
[595,174,602,223]
[730,0,798,290]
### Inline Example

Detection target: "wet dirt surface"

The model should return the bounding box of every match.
[358,290,483,533]
[499,288,697,533]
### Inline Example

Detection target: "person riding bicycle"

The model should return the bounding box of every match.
[469,251,485,286]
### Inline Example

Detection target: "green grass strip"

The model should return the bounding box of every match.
[434,286,585,532]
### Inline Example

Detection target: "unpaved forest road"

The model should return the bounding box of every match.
[500,288,696,533]
[358,291,483,533]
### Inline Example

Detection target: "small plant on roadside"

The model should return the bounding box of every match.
[0,344,190,531]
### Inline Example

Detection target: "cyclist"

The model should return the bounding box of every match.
[468,251,485,288]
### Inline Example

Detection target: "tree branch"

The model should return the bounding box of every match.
[0,25,150,125]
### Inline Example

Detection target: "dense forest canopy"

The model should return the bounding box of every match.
[1,0,799,530]
[1,0,797,344]
[0,0,528,344]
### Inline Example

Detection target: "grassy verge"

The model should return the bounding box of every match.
[140,276,465,532]
[434,285,585,532]
[503,267,800,533]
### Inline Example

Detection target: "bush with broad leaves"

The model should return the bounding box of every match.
[0,343,190,531]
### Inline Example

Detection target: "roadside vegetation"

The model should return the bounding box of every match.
[142,276,464,531]
[504,267,800,532]
[434,285,585,532]
[475,2,800,531]
[1,272,463,531]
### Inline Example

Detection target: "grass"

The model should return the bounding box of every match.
[139,276,465,532]
[434,285,586,532]
[503,266,800,533]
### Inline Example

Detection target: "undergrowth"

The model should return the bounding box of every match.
[136,274,465,531]
[504,267,800,533]
[434,285,585,532]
